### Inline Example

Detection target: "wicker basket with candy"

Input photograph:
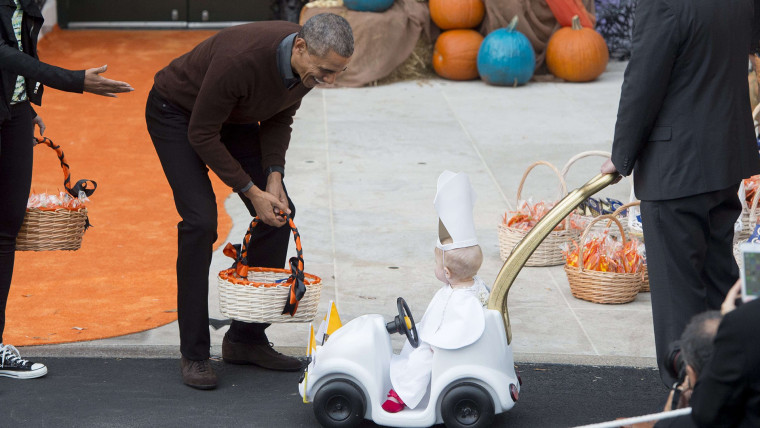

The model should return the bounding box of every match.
[498,161,583,266]
[16,137,96,251]
[562,215,645,304]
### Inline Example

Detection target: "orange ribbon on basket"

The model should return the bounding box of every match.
[224,214,307,316]
[35,136,97,198]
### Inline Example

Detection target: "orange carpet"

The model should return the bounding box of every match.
[5,28,234,346]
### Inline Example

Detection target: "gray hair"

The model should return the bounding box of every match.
[298,13,354,58]
[680,310,722,377]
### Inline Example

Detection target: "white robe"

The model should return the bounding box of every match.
[389,276,490,409]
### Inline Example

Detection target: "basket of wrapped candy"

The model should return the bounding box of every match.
[498,161,582,266]
[562,214,645,304]
[16,137,96,251]
[217,215,322,323]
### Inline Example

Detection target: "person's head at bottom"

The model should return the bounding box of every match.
[665,310,722,411]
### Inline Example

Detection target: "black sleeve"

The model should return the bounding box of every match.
[610,0,679,176]
[0,42,85,94]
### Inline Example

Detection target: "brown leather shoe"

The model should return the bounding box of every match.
[180,357,218,390]
[222,333,304,372]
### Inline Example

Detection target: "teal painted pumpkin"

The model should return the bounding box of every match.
[343,0,395,12]
[476,16,535,86]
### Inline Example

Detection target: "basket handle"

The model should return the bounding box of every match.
[516,161,568,228]
[35,137,97,198]
[224,214,306,316]
[516,161,566,201]
[602,200,641,231]
[576,214,627,273]
[560,150,635,201]
[609,200,640,218]
[560,151,611,179]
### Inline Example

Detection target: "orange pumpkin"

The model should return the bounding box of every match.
[429,0,485,30]
[433,29,484,80]
[546,15,609,82]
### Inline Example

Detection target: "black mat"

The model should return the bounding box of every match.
[1,358,667,427]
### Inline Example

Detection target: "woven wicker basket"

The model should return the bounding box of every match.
[499,161,580,266]
[218,268,322,323]
[17,208,89,251]
[16,137,96,252]
[565,215,643,304]
[642,265,649,292]
[218,216,322,323]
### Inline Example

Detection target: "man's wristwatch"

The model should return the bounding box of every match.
[266,165,285,178]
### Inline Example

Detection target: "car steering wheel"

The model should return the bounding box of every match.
[384,297,420,348]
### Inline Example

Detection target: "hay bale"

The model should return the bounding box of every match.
[372,35,435,86]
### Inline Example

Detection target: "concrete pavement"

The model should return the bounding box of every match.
[21,60,657,368]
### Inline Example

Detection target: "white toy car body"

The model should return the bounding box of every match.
[299,309,520,427]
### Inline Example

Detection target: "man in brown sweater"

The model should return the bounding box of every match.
[145,13,353,390]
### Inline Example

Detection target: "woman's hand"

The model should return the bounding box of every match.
[32,115,45,137]
[83,65,134,97]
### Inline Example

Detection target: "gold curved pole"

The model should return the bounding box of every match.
[487,173,620,344]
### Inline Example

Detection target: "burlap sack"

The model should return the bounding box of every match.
[301,0,436,87]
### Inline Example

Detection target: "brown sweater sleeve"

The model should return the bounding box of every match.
[258,99,301,171]
[187,59,252,192]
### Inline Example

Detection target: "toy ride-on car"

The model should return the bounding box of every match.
[300,296,519,428]
[299,173,618,428]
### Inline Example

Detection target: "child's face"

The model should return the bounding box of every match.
[434,248,448,284]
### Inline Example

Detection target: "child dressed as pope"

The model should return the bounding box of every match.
[382,171,490,413]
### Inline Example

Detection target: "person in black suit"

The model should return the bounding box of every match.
[601,0,760,387]
[0,0,132,379]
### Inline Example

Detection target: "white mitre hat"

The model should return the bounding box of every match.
[434,171,478,251]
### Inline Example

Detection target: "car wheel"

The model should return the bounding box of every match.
[441,383,495,428]
[313,380,366,428]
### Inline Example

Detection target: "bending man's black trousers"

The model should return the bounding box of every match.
[145,88,295,361]
[640,184,740,387]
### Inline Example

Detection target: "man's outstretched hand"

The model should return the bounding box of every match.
[83,65,134,97]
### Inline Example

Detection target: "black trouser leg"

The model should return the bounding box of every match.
[146,90,217,360]
[0,102,33,344]
[640,184,740,387]
[220,123,296,345]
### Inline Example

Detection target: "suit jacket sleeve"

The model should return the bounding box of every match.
[0,41,84,94]
[610,0,680,176]
[689,309,748,428]
[258,99,300,171]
